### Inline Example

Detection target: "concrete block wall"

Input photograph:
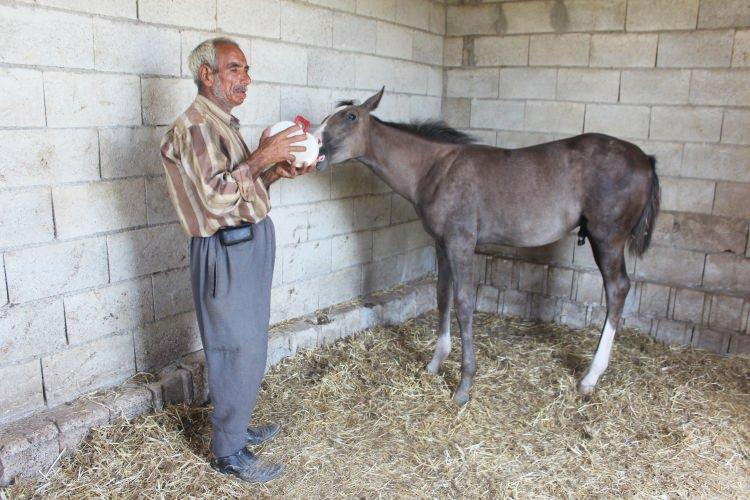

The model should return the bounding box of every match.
[445,0,750,355]
[0,0,445,424]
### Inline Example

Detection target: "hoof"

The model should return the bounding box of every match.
[453,391,470,406]
[578,381,595,396]
[426,362,439,374]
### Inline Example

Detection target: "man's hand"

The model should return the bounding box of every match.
[261,156,322,189]
[246,125,306,178]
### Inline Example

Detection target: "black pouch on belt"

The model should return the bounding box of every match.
[219,222,254,246]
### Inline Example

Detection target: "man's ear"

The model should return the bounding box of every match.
[362,86,385,111]
[199,63,214,88]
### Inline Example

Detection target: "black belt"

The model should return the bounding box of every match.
[217,222,254,246]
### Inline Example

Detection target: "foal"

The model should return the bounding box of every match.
[313,88,660,405]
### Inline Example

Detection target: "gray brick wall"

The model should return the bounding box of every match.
[445,0,750,356]
[0,0,444,424]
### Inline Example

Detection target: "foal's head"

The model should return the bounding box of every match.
[312,87,384,170]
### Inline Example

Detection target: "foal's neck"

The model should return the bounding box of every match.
[357,121,453,204]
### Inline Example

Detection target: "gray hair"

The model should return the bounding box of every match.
[187,37,240,87]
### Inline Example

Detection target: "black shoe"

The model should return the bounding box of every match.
[211,448,284,483]
[246,423,281,445]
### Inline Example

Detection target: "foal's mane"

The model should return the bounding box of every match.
[335,100,476,145]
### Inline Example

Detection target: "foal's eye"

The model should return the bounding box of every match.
[346,112,357,121]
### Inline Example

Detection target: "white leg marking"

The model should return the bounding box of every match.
[427,326,451,374]
[580,319,616,395]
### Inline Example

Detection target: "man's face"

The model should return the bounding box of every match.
[207,43,251,110]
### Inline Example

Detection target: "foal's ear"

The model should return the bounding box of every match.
[363,86,385,111]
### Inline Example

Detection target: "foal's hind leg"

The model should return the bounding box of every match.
[427,243,453,374]
[579,237,630,395]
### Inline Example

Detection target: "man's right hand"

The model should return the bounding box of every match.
[252,124,307,166]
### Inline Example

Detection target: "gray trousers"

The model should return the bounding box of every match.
[189,217,275,458]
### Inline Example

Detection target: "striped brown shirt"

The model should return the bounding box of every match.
[160,95,271,237]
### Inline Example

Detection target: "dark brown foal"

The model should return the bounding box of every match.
[313,88,659,405]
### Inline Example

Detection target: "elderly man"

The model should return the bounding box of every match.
[160,37,317,483]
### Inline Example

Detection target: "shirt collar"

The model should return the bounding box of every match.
[194,94,241,130]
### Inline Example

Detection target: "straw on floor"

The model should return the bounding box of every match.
[5,312,749,498]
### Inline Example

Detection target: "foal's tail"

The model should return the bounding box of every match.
[629,155,660,257]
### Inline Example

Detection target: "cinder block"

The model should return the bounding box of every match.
[446,68,498,98]
[401,245,434,282]
[134,312,201,372]
[307,0,354,11]
[268,206,309,246]
[372,221,432,260]
[269,279,319,324]
[709,294,744,332]
[443,37,463,67]
[698,0,750,28]
[530,294,559,322]
[142,77,196,126]
[307,49,356,88]
[704,253,750,294]
[557,69,620,103]
[101,385,154,421]
[575,271,603,304]
[690,69,750,106]
[476,284,500,313]
[0,260,6,306]
[658,30,734,68]
[53,179,147,238]
[0,415,60,486]
[501,289,528,317]
[279,86,332,125]
[633,140,683,176]
[413,31,443,66]
[518,262,547,293]
[682,144,750,183]
[178,350,208,404]
[672,287,706,324]
[410,95,442,121]
[722,109,750,145]
[559,299,587,328]
[331,231,373,270]
[496,131,565,149]
[6,239,108,303]
[623,315,653,335]
[660,177,715,214]
[395,0,430,30]
[525,101,585,134]
[0,68,45,127]
[547,267,574,298]
[146,176,176,225]
[152,267,193,320]
[281,1,332,47]
[446,4,499,36]
[0,300,65,364]
[138,0,215,30]
[692,328,730,353]
[30,0,135,17]
[733,30,750,66]
[584,104,650,139]
[65,278,153,345]
[355,55,427,94]
[232,83,280,125]
[713,182,750,219]
[0,189,54,248]
[43,333,135,405]
[376,21,413,59]
[474,36,528,67]
[356,0,396,21]
[656,212,747,254]
[333,12,376,53]
[107,224,188,281]
[564,0,627,32]
[352,195,391,231]
[655,320,691,345]
[626,0,699,31]
[217,0,279,38]
[0,360,44,422]
[100,127,164,179]
[391,194,417,225]
[489,258,514,289]
[529,34,590,67]
[0,4,93,68]
[650,106,723,142]
[639,282,670,318]
[316,266,362,309]
[50,398,110,456]
[252,40,310,85]
[590,34,657,68]
[635,246,705,287]
[429,2,446,35]
[94,18,180,75]
[45,72,141,127]
[283,238,332,283]
[470,99,525,130]
[362,254,404,295]
[307,199,355,240]
[498,68,555,100]
[279,168,331,206]
[620,70,691,105]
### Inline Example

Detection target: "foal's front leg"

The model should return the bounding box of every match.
[427,243,453,374]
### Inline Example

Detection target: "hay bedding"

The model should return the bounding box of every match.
[4,313,749,499]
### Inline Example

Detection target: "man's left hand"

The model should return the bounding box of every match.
[272,158,320,179]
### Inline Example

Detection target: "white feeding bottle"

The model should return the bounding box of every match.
[267,118,320,168]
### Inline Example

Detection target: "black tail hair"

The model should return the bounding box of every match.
[629,155,660,256]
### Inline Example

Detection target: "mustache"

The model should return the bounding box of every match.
[233,85,247,93]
